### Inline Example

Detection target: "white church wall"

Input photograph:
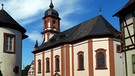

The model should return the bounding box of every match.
[44,50,51,76]
[73,40,89,76]
[92,38,110,76]
[35,52,42,76]
[53,46,62,75]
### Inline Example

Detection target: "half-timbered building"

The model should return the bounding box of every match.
[113,0,135,76]
[27,61,34,76]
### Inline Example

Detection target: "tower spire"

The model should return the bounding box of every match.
[49,0,54,8]
[34,40,38,50]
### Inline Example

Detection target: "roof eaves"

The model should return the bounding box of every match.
[113,0,135,17]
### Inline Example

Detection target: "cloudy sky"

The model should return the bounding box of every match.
[0,0,128,68]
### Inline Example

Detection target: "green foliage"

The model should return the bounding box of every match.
[0,70,3,76]
[22,65,30,76]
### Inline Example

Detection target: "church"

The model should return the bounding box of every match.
[32,1,123,76]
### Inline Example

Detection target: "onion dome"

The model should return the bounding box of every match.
[43,1,60,19]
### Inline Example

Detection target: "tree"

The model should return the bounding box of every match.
[22,65,30,76]
[0,70,3,76]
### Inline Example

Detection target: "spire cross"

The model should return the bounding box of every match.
[1,4,4,10]
[49,0,54,8]
[99,6,102,15]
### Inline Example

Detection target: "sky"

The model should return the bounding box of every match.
[0,0,128,68]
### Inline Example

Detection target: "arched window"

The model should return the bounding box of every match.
[46,58,50,73]
[38,59,41,73]
[53,20,56,28]
[55,55,60,72]
[44,21,47,29]
[95,49,107,69]
[48,19,50,28]
[97,52,105,68]
[77,51,84,70]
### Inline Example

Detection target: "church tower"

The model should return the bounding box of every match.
[42,1,61,43]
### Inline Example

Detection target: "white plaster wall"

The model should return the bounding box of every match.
[122,52,126,76]
[113,39,123,76]
[124,14,133,25]
[122,50,135,76]
[126,49,135,76]
[124,13,134,46]
[44,50,51,76]
[53,47,61,75]
[0,27,22,76]
[73,40,89,76]
[92,38,110,76]
[35,52,42,76]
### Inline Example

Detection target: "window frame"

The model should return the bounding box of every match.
[132,54,135,74]
[95,48,107,70]
[55,55,60,72]
[3,33,16,53]
[46,57,50,73]
[116,44,122,53]
[77,51,85,71]
[38,59,41,73]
